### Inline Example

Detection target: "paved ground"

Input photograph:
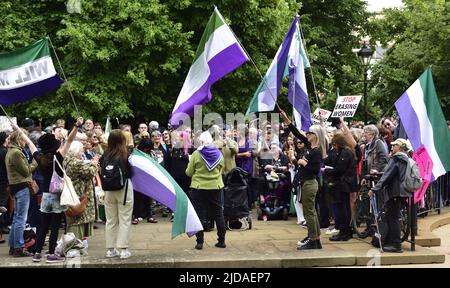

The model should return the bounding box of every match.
[0,208,447,268]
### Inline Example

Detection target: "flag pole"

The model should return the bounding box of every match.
[213,6,282,112]
[298,19,320,109]
[0,104,15,125]
[47,35,80,115]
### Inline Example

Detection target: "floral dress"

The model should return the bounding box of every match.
[63,155,97,237]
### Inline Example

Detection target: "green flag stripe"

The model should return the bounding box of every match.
[0,39,50,70]
[193,10,225,62]
[419,68,450,171]
[246,81,264,114]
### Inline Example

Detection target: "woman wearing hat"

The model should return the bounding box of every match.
[368,138,413,253]
[31,117,83,263]
[280,110,328,250]
[6,126,38,257]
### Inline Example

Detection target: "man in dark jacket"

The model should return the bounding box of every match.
[369,138,412,253]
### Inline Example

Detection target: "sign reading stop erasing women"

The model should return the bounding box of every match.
[311,108,332,124]
[331,96,362,118]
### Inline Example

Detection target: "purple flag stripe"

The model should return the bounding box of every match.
[288,80,311,132]
[170,44,247,126]
[0,75,63,105]
[131,165,176,210]
[395,93,439,180]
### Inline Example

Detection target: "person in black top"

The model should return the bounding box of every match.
[31,117,82,263]
[280,110,327,250]
[0,132,10,243]
[324,133,358,241]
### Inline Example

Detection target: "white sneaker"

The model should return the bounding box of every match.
[106,248,119,258]
[82,239,88,247]
[119,248,131,259]
[326,228,340,235]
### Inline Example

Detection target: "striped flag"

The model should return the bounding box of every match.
[169,7,248,127]
[395,68,450,180]
[0,38,63,105]
[128,149,203,238]
[246,16,298,114]
[287,18,311,132]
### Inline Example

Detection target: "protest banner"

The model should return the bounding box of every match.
[0,116,17,131]
[331,96,362,118]
[311,108,332,124]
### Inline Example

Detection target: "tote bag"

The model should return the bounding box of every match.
[59,161,80,207]
[49,155,65,193]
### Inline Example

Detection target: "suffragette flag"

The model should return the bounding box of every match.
[0,38,63,105]
[128,149,203,239]
[287,19,311,131]
[246,16,298,115]
[169,7,248,127]
[395,68,450,181]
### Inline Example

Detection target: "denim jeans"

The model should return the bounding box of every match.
[8,187,30,249]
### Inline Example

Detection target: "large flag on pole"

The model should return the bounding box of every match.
[395,68,450,181]
[128,149,203,239]
[246,16,298,114]
[169,7,248,127]
[0,38,63,105]
[287,19,311,131]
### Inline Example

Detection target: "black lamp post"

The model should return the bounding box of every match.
[357,42,373,125]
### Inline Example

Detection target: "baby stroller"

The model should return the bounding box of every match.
[257,169,290,221]
[223,167,252,230]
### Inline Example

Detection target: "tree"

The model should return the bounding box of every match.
[368,0,450,119]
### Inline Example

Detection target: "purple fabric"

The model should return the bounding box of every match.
[288,67,311,131]
[394,92,423,152]
[276,17,298,97]
[236,140,253,174]
[198,145,222,171]
[131,165,176,210]
[0,75,63,105]
[395,92,434,180]
[169,43,247,126]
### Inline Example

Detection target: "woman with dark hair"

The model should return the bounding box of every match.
[323,133,358,241]
[101,129,133,259]
[131,138,157,224]
[31,117,82,263]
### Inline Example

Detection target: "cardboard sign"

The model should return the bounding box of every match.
[311,108,332,124]
[331,96,362,118]
[0,116,17,132]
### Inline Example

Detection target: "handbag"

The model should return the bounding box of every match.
[28,180,39,195]
[65,194,87,217]
[49,155,65,193]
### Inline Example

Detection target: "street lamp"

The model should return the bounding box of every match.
[357,42,373,125]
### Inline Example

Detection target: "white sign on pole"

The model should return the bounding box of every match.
[0,116,17,132]
[331,96,362,118]
[311,108,332,124]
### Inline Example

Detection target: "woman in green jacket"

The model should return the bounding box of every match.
[186,131,226,250]
[6,127,37,257]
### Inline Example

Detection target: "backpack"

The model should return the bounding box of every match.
[100,157,126,191]
[24,225,37,253]
[402,158,422,193]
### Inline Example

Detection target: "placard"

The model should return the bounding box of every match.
[331,96,362,118]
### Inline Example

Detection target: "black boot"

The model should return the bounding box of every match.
[298,238,322,250]
[383,243,403,253]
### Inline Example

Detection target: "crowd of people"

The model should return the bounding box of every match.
[0,110,420,263]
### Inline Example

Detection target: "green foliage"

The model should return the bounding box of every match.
[369,0,450,119]
[0,0,370,125]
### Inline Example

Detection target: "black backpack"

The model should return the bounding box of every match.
[101,157,126,191]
